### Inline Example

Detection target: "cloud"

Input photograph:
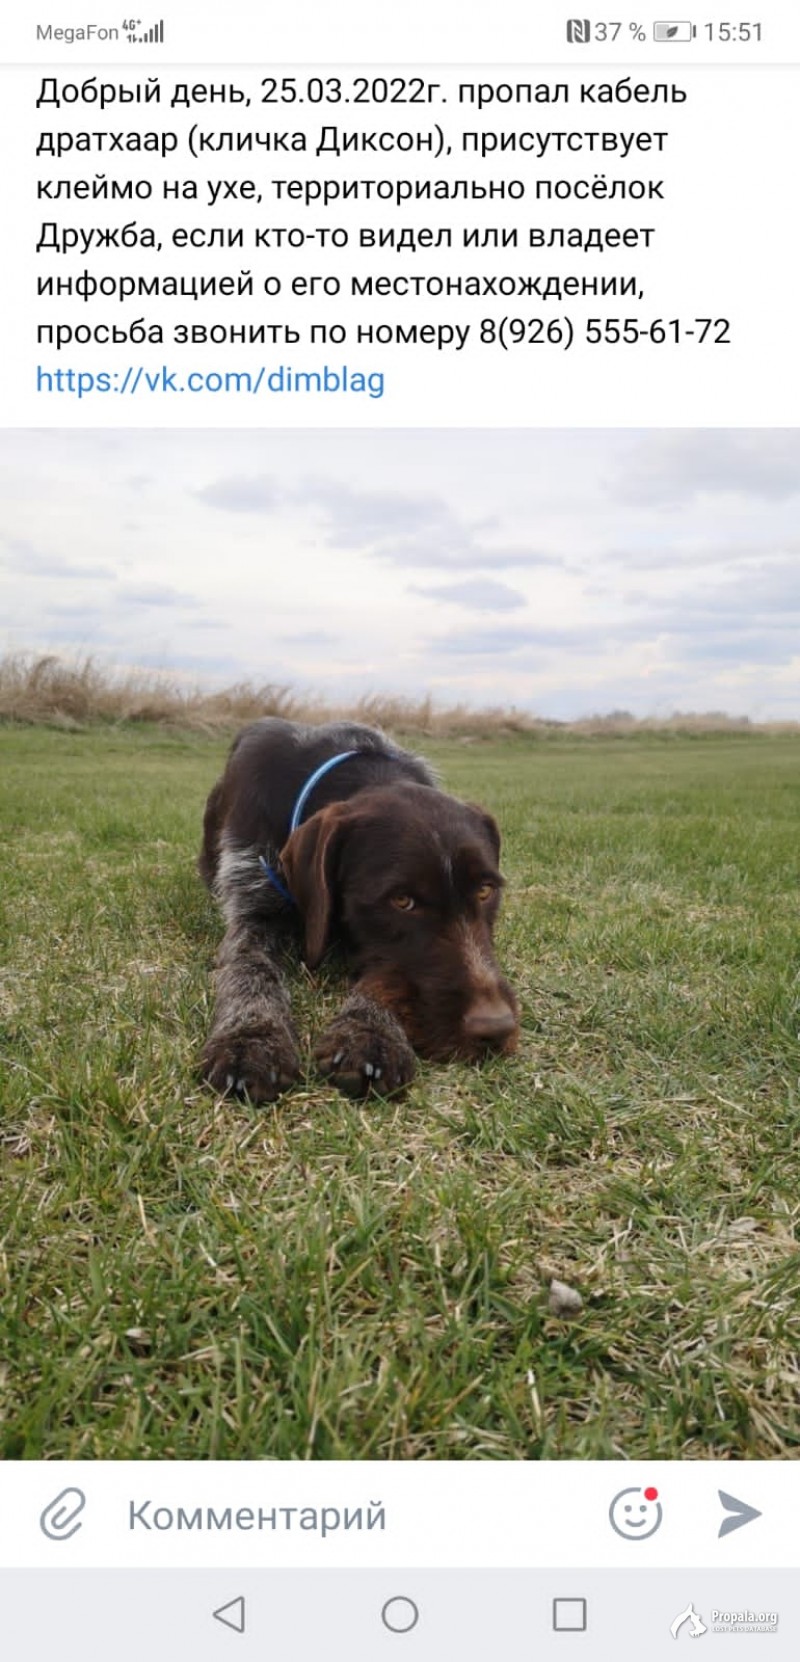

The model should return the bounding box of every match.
[429,565,800,673]
[590,538,800,574]
[297,479,451,545]
[119,583,202,608]
[278,630,339,646]
[184,617,226,632]
[196,475,282,513]
[5,429,800,722]
[607,555,800,639]
[296,478,558,570]
[409,579,527,611]
[2,537,117,581]
[43,602,109,620]
[615,432,800,507]
[431,624,596,657]
[682,557,800,618]
[370,537,557,571]
[194,471,561,572]
[19,622,118,648]
[676,632,799,666]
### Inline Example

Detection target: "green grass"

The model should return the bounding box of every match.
[1,726,799,1460]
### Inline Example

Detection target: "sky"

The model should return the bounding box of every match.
[1,428,798,719]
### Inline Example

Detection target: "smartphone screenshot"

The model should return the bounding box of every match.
[1,2,798,1656]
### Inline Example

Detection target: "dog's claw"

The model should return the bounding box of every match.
[202,1023,301,1106]
[314,1015,416,1099]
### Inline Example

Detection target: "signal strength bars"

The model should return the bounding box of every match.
[125,19,165,43]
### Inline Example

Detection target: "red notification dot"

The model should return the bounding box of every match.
[644,1487,658,1501]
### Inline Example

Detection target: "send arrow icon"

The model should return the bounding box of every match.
[213,1596,246,1634]
[718,1491,762,1538]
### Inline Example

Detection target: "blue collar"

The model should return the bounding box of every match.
[259,750,359,905]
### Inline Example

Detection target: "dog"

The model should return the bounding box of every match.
[198,718,519,1102]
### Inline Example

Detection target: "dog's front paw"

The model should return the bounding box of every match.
[314,1007,416,1098]
[202,1021,301,1105]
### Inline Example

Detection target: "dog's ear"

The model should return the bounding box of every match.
[465,803,502,861]
[279,802,354,969]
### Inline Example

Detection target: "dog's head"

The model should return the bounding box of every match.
[279,782,519,1060]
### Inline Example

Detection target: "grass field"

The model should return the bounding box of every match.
[1,724,799,1460]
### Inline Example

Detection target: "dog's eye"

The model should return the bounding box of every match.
[391,894,416,911]
[475,882,495,903]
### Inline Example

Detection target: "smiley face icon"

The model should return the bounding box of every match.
[609,1485,663,1540]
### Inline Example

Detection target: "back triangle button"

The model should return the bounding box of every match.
[213,1596,246,1634]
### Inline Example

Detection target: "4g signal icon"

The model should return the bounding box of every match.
[123,17,165,43]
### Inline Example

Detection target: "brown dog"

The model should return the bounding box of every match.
[199,718,518,1102]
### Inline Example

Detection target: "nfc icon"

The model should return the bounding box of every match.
[566,18,591,42]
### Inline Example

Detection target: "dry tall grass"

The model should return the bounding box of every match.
[0,652,797,738]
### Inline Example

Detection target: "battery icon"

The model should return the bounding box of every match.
[653,21,695,40]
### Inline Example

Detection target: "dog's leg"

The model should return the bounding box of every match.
[202,843,301,1104]
[314,977,417,1098]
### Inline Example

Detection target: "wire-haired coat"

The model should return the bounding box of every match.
[199,718,519,1102]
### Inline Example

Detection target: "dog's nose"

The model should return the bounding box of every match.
[463,996,517,1042]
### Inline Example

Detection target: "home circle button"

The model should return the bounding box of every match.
[381,1596,420,1633]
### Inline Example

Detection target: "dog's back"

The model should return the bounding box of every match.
[199,717,434,887]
